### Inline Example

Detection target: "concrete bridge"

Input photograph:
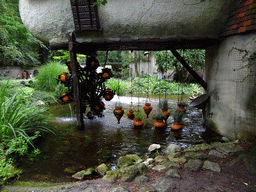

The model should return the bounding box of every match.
[19,0,256,140]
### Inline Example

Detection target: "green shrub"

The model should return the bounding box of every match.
[105,78,130,96]
[0,81,54,150]
[34,60,68,94]
[0,157,22,184]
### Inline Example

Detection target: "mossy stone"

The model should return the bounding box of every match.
[103,170,120,184]
[117,156,134,168]
[96,163,109,176]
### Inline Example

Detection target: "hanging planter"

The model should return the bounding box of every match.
[127,109,135,119]
[143,103,153,118]
[177,101,187,111]
[133,111,144,127]
[59,92,73,103]
[113,106,124,124]
[171,122,183,130]
[171,110,185,130]
[104,88,115,101]
[152,113,166,128]
[159,99,170,121]
[101,68,113,79]
[86,57,99,70]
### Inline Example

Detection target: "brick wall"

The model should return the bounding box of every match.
[222,0,256,36]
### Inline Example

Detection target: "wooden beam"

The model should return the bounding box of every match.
[170,49,207,91]
[68,32,84,130]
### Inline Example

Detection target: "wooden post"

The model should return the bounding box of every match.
[170,49,207,91]
[68,32,84,129]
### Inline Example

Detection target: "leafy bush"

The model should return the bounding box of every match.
[34,60,68,94]
[105,78,130,96]
[0,81,54,152]
[0,157,22,184]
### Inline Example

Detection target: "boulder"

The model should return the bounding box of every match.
[184,159,203,172]
[154,155,167,163]
[126,154,143,164]
[148,144,161,152]
[102,170,120,184]
[165,169,181,178]
[165,144,181,154]
[96,163,109,176]
[184,152,208,160]
[111,186,129,192]
[142,158,154,166]
[215,142,244,154]
[120,165,139,182]
[202,160,221,172]
[137,163,148,173]
[117,155,134,168]
[138,186,156,192]
[72,168,95,180]
[168,157,187,164]
[152,165,166,172]
[151,177,174,192]
[134,175,149,185]
[161,161,181,169]
[208,150,226,158]
[184,143,213,151]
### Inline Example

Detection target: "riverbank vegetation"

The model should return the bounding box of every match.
[0,79,56,184]
[105,76,202,96]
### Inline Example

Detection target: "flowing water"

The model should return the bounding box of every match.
[19,95,207,182]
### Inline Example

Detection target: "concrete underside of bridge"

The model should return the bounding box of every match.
[19,0,256,139]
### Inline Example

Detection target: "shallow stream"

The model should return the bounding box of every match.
[19,95,207,182]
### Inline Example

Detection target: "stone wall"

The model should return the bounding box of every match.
[205,33,256,140]
[0,66,39,79]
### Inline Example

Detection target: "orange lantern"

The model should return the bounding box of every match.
[143,103,153,118]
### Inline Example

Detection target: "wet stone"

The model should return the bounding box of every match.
[169,157,187,164]
[142,158,154,166]
[72,168,95,180]
[120,165,138,182]
[111,186,129,192]
[137,163,148,173]
[152,165,167,172]
[165,144,182,154]
[134,175,149,185]
[165,169,181,179]
[161,161,180,169]
[167,152,180,159]
[117,155,134,168]
[215,142,244,154]
[96,163,109,176]
[138,186,156,192]
[151,177,174,192]
[103,170,119,184]
[184,143,213,151]
[208,150,226,158]
[184,159,203,172]
[184,152,208,160]
[126,154,143,164]
[84,186,99,192]
[154,155,167,163]
[202,160,221,172]
[148,144,161,152]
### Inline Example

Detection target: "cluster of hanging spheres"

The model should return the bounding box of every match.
[56,54,186,130]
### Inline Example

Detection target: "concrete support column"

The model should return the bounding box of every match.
[205,33,256,140]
